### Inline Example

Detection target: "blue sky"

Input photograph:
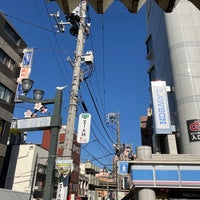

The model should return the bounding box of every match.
[1,0,150,169]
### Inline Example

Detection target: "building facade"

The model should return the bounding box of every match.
[129,1,200,199]
[80,161,100,200]
[146,0,200,154]
[4,144,58,199]
[0,12,27,187]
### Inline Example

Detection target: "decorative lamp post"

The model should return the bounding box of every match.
[17,78,64,200]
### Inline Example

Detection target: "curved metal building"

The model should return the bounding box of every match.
[146,0,200,154]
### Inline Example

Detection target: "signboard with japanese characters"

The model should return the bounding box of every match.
[187,119,200,142]
[17,67,31,83]
[17,116,51,131]
[56,160,73,200]
[22,48,34,67]
[17,48,34,83]
[15,48,34,101]
[15,83,24,101]
[77,113,91,143]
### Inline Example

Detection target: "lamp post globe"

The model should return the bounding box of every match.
[33,89,45,100]
[21,78,34,94]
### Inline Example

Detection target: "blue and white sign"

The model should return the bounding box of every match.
[15,83,24,102]
[131,165,200,188]
[155,165,179,186]
[131,165,154,186]
[180,166,200,186]
[151,81,172,134]
[118,161,129,175]
[22,48,34,67]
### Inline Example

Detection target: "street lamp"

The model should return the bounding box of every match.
[21,78,45,100]
[17,78,64,200]
[21,78,34,94]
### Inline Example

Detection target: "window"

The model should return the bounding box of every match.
[0,119,5,135]
[146,35,153,59]
[0,49,16,71]
[4,22,21,45]
[0,49,8,65]
[146,35,153,54]
[0,83,12,103]
[148,65,156,82]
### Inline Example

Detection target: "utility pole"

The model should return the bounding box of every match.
[58,1,88,199]
[50,1,94,199]
[106,112,120,200]
[63,0,87,158]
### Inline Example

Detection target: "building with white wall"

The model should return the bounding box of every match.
[146,0,200,154]
[4,144,55,199]
[128,1,200,200]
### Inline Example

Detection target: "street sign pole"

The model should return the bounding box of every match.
[17,88,63,200]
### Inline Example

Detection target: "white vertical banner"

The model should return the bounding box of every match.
[56,176,69,200]
[151,81,172,134]
[77,113,91,143]
[56,160,73,200]
[16,48,34,101]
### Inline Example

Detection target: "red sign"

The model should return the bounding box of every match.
[187,119,200,142]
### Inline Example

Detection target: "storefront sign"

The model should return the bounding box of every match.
[187,119,200,142]
[151,81,172,134]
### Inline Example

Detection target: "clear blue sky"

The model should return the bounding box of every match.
[1,0,150,169]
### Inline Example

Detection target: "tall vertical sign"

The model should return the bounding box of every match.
[15,48,34,101]
[17,48,34,83]
[151,81,172,134]
[77,113,91,143]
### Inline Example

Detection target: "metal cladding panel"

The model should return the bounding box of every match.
[89,0,113,14]
[48,0,80,15]
[120,0,147,13]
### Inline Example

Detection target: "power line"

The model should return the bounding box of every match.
[40,0,70,82]
[85,79,115,144]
